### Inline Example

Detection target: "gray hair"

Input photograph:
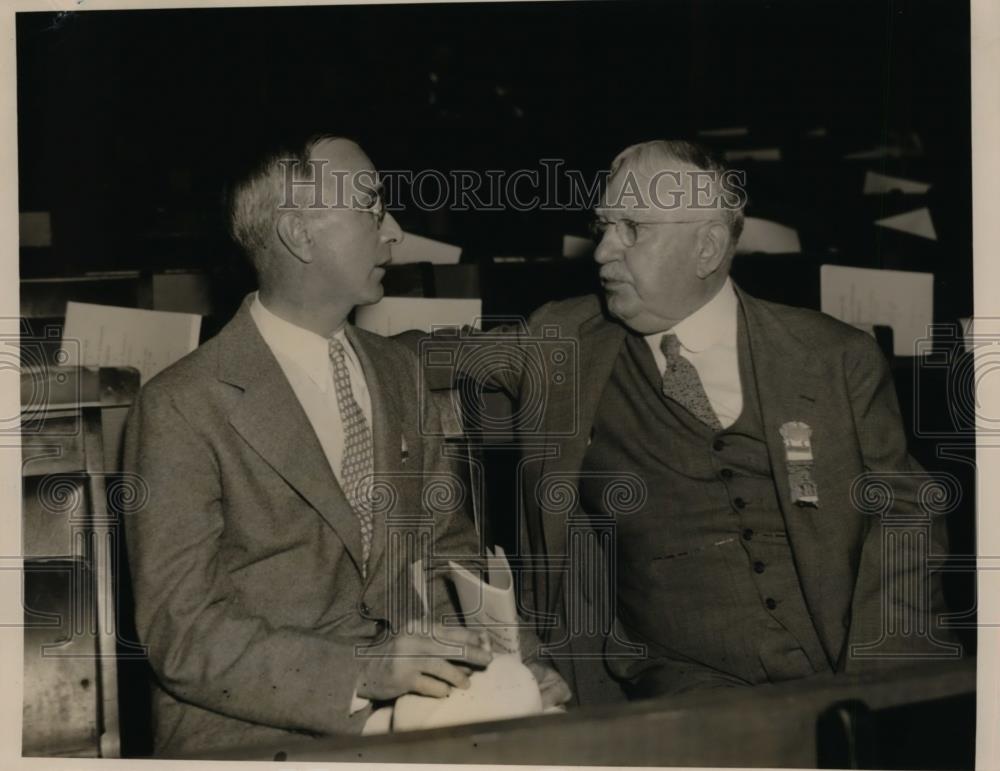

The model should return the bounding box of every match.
[226,132,344,274]
[611,139,746,247]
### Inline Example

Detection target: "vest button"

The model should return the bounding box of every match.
[359,602,371,616]
[720,468,734,480]
[742,528,754,541]
[753,561,766,574]
[733,497,747,509]
[713,438,726,451]
[765,597,777,610]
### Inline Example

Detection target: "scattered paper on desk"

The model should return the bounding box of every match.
[697,126,749,138]
[449,545,520,655]
[723,147,781,162]
[19,212,52,247]
[874,207,937,240]
[820,266,933,356]
[736,217,801,254]
[355,297,482,336]
[863,171,931,195]
[391,232,462,264]
[62,302,201,383]
[562,233,594,258]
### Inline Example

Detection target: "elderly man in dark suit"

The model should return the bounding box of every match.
[123,135,497,756]
[452,139,956,704]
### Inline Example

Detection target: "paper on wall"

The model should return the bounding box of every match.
[62,301,201,383]
[862,170,932,195]
[562,233,594,258]
[391,232,462,264]
[736,217,802,254]
[697,126,749,138]
[449,545,520,656]
[874,207,938,241]
[820,265,933,357]
[355,296,482,336]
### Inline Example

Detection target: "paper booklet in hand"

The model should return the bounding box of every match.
[390,547,544,732]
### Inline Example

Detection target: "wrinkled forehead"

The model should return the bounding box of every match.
[306,137,380,208]
[596,160,721,221]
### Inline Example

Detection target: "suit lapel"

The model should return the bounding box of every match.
[737,287,824,503]
[219,300,366,572]
[736,287,841,656]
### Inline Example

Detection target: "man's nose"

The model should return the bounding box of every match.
[379,211,403,245]
[593,230,618,264]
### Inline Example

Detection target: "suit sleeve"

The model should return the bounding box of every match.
[123,385,370,736]
[842,333,956,670]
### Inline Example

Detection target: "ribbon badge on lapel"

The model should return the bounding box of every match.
[779,421,819,508]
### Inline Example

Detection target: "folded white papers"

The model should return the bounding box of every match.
[697,126,749,138]
[449,545,520,654]
[393,654,542,732]
[820,265,934,356]
[736,217,802,254]
[392,546,542,732]
[355,297,482,336]
[62,302,201,383]
[863,171,932,195]
[391,231,462,265]
[562,233,595,258]
[874,207,937,240]
[19,212,52,247]
[723,147,782,162]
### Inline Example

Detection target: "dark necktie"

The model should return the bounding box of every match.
[660,333,722,431]
[329,336,374,574]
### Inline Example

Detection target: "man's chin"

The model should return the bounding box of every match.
[605,296,666,335]
[605,293,636,323]
[357,284,385,307]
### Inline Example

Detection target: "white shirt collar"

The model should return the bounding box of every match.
[647,278,738,354]
[250,292,346,389]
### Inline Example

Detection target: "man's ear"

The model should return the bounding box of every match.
[276,210,313,264]
[695,221,730,279]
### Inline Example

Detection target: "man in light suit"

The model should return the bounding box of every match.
[124,135,495,756]
[454,140,956,704]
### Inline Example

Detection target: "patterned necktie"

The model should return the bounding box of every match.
[328,336,374,574]
[660,333,723,431]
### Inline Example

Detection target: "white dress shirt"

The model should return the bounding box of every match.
[250,293,373,491]
[645,278,744,429]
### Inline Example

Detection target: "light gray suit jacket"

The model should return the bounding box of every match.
[124,296,479,756]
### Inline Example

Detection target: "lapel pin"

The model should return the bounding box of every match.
[779,421,819,507]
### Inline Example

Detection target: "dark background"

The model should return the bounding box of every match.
[17,0,971,313]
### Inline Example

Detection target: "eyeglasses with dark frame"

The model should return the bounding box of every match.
[589,217,718,247]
